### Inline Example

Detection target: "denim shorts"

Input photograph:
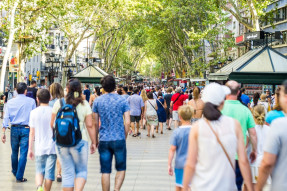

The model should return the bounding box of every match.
[57,140,88,188]
[174,168,184,187]
[98,140,126,173]
[36,154,57,181]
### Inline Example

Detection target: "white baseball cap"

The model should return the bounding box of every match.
[202,83,231,106]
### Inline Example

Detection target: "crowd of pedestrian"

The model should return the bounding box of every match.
[1,76,287,191]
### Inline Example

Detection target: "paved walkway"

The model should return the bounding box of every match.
[0,122,174,191]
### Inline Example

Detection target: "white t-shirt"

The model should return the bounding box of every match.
[29,106,56,156]
[251,124,270,167]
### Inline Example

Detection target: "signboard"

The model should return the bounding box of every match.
[244,31,264,41]
[235,35,244,44]
[9,56,18,72]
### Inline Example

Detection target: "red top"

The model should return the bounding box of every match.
[171,93,188,111]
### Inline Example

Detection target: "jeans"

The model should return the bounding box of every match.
[57,140,88,188]
[98,140,127,173]
[236,160,243,191]
[36,154,57,181]
[10,127,30,180]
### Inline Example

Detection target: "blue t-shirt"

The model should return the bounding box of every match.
[170,126,192,169]
[127,94,144,116]
[122,94,129,100]
[266,110,285,125]
[93,93,130,141]
[83,89,91,102]
[241,94,250,106]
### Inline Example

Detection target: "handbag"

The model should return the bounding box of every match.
[205,119,235,171]
[157,98,167,109]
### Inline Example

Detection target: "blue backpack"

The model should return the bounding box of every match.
[54,98,82,147]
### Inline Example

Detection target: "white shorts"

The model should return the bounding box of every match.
[251,166,271,184]
[172,111,179,121]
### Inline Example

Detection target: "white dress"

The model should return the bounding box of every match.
[191,116,238,191]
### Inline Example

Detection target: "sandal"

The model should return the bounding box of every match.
[57,174,62,182]
[132,134,137,137]
[136,132,141,136]
[161,131,163,134]
[147,134,150,137]
[16,178,27,183]
[166,128,172,130]
[152,135,155,138]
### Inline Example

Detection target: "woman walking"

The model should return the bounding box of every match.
[49,83,64,182]
[164,87,173,130]
[89,87,100,107]
[51,79,96,191]
[145,92,158,138]
[249,105,270,190]
[183,83,253,191]
[188,87,204,123]
[266,87,285,125]
[156,92,167,134]
[140,89,148,129]
[250,92,260,109]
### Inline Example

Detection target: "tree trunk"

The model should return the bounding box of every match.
[0,0,19,92]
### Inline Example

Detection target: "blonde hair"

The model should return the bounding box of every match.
[253,105,265,125]
[166,87,172,93]
[260,94,267,102]
[178,105,193,121]
[49,83,64,99]
[141,89,148,102]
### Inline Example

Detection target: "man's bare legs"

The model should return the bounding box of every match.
[102,171,125,191]
[136,122,140,134]
[174,120,179,129]
[114,171,126,191]
[131,122,135,134]
[102,174,110,191]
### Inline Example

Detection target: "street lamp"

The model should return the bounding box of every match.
[62,61,76,80]
[46,53,60,85]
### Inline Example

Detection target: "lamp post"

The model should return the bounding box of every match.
[46,53,60,85]
[62,61,76,82]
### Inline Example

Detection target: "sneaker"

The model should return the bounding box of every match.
[37,186,43,191]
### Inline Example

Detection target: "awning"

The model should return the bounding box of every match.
[208,46,287,83]
[229,72,287,84]
[72,65,108,83]
[190,78,207,82]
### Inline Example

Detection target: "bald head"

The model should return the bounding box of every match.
[226,80,240,96]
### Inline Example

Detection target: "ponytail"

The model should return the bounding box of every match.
[203,102,222,121]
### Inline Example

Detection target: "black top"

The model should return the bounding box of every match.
[4,91,8,103]
[164,93,173,108]
[26,87,38,104]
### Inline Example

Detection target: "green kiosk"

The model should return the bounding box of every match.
[208,46,287,99]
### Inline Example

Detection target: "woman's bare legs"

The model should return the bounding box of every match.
[159,122,163,134]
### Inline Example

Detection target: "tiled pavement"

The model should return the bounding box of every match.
[0,122,175,191]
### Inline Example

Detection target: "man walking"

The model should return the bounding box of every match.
[256,80,287,191]
[170,87,188,129]
[1,82,36,182]
[222,81,257,191]
[83,84,91,102]
[26,80,38,105]
[93,75,130,191]
[240,88,250,107]
[127,88,144,137]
